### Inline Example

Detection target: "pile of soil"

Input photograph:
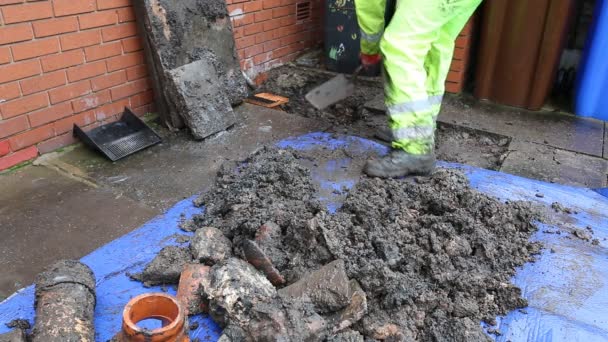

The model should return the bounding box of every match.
[187,147,542,341]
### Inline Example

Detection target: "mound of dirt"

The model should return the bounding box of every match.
[187,147,541,341]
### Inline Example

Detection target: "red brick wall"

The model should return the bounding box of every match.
[446,17,476,94]
[0,0,154,170]
[227,0,322,82]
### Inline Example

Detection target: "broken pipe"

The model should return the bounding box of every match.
[31,260,96,342]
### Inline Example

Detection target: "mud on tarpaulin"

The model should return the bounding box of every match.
[133,0,248,136]
[183,146,543,341]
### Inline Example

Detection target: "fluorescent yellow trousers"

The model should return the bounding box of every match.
[355,0,482,154]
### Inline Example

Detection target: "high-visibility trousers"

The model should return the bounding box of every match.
[355,0,482,154]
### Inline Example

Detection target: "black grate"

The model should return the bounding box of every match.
[73,108,162,162]
[296,2,311,21]
[102,130,159,161]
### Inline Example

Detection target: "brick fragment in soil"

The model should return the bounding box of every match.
[179,147,542,340]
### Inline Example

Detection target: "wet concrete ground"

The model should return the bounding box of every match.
[0,104,326,299]
[1,79,607,299]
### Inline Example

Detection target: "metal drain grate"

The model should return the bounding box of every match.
[296,1,311,21]
[73,107,162,161]
[102,131,158,161]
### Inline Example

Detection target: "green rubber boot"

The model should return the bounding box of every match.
[364,150,436,178]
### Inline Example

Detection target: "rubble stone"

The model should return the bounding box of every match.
[132,0,247,133]
[131,246,192,285]
[205,258,278,328]
[166,60,237,140]
[278,259,351,314]
[190,227,233,265]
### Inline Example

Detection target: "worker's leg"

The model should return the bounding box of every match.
[381,0,482,155]
[425,3,481,103]
[365,0,481,177]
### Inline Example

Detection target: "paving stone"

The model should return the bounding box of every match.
[500,140,608,188]
[366,94,605,158]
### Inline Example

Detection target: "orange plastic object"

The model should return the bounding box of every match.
[244,92,289,108]
[176,264,211,315]
[118,293,189,342]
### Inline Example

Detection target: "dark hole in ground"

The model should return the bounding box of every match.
[435,123,511,170]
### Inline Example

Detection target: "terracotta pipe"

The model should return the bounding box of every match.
[242,239,286,286]
[117,293,189,342]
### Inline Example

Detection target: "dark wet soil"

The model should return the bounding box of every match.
[5,319,30,330]
[188,147,542,341]
[259,66,383,125]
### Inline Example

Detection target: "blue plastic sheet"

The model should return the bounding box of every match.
[575,0,608,120]
[1,132,607,341]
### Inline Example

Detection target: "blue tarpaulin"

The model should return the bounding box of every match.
[1,132,607,341]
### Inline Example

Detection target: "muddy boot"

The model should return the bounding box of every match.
[364,150,435,178]
[374,128,393,143]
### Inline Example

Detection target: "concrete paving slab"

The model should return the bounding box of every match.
[500,140,608,188]
[0,166,158,299]
[365,94,605,157]
[56,104,329,211]
[440,96,605,157]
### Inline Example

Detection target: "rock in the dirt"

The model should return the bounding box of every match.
[5,320,30,331]
[551,202,572,214]
[131,246,192,285]
[205,258,278,328]
[278,259,351,313]
[0,329,26,342]
[32,260,96,342]
[572,228,592,241]
[325,329,364,342]
[327,280,367,334]
[190,227,233,265]
[166,59,237,140]
[206,258,331,341]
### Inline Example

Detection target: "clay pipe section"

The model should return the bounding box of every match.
[117,293,189,342]
[31,260,96,342]
[242,239,286,286]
